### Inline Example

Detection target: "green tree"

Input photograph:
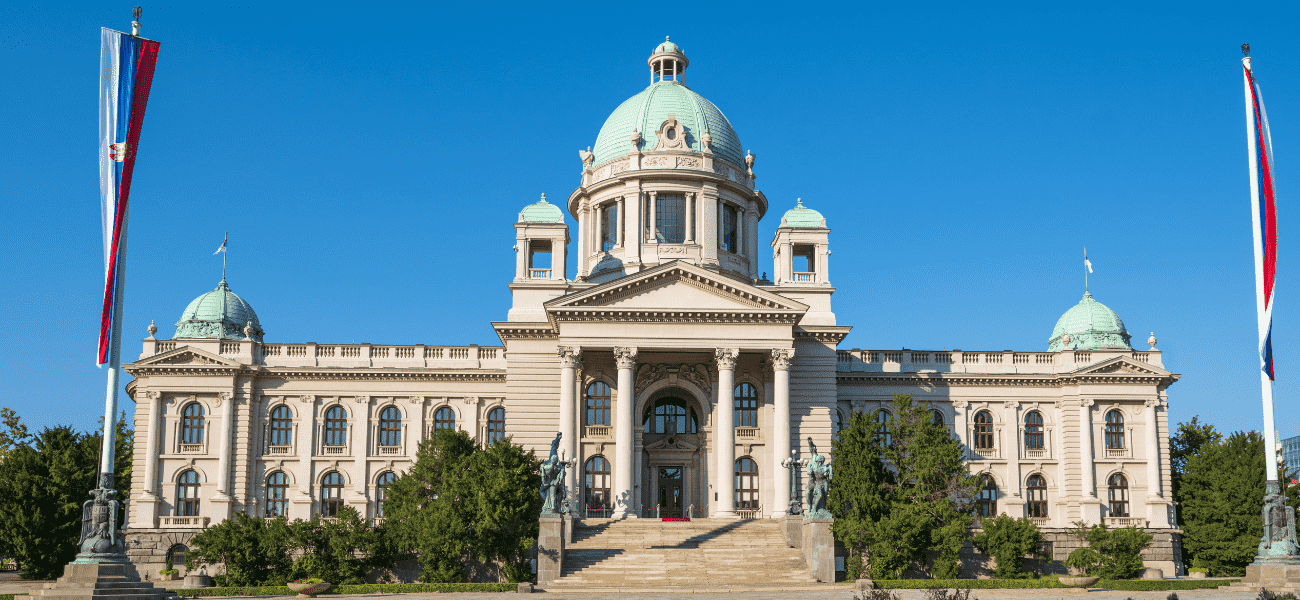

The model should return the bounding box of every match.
[289,506,390,584]
[1170,417,1220,528]
[0,408,31,460]
[829,407,891,581]
[186,512,294,586]
[1064,522,1151,579]
[0,427,99,579]
[1180,430,1267,576]
[464,436,542,583]
[971,515,1046,578]
[383,429,479,583]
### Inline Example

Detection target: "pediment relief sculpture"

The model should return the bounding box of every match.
[646,436,698,452]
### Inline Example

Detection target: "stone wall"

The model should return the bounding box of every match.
[124,530,202,582]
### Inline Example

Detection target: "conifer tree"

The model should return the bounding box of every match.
[1179,430,1267,576]
[0,426,99,579]
[829,406,890,581]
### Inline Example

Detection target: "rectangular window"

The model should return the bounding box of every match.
[793,244,815,282]
[601,204,618,251]
[656,194,685,243]
[722,204,738,253]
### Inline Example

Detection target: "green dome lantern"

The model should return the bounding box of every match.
[1047,291,1131,351]
[781,198,826,228]
[174,279,264,342]
[520,193,564,223]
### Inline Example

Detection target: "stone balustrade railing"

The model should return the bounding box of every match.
[835,348,1162,374]
[141,338,506,370]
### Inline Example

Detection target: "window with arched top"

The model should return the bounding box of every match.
[176,470,200,516]
[735,457,759,509]
[584,456,611,511]
[324,406,347,447]
[1105,410,1125,449]
[1108,473,1130,517]
[973,410,994,450]
[166,544,188,570]
[874,410,892,447]
[376,471,396,518]
[977,474,997,518]
[931,410,945,427]
[433,406,455,431]
[1026,474,1048,518]
[487,408,506,445]
[586,382,611,426]
[378,406,401,448]
[181,403,205,444]
[266,471,289,517]
[642,399,699,435]
[320,471,344,516]
[734,383,758,428]
[269,406,292,446]
[1024,411,1044,450]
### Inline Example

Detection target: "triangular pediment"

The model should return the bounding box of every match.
[1074,355,1169,376]
[131,346,241,367]
[547,261,808,314]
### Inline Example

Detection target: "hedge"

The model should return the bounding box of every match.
[0,594,28,600]
[873,578,1239,591]
[164,583,517,596]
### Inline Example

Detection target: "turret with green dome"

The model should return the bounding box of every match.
[781,198,826,228]
[1047,291,1131,351]
[173,278,264,342]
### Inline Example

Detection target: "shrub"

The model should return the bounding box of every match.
[186,512,294,587]
[971,515,1046,578]
[870,579,1236,591]
[165,583,516,596]
[1062,521,1151,579]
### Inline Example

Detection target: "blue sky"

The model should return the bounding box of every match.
[2,1,1299,439]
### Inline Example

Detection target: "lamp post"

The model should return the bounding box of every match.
[780,449,806,516]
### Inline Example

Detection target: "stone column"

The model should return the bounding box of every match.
[142,391,163,497]
[771,349,795,517]
[214,391,236,517]
[685,193,695,243]
[747,209,760,280]
[616,196,625,247]
[714,348,739,518]
[648,192,658,242]
[717,200,725,250]
[576,200,587,278]
[1006,401,1021,495]
[952,399,969,456]
[735,206,744,256]
[559,347,581,498]
[1145,398,1162,498]
[1080,398,1096,498]
[613,347,638,518]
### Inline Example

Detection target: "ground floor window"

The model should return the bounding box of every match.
[1026,474,1048,518]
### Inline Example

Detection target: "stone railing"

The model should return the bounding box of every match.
[836,348,1163,374]
[159,516,210,529]
[142,338,506,370]
[735,427,759,439]
[583,426,611,438]
[267,445,290,455]
[1104,517,1147,528]
[1028,517,1051,528]
[736,505,762,520]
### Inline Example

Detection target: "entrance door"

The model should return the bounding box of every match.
[657,466,684,517]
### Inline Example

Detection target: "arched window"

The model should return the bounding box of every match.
[269,406,292,447]
[433,406,456,431]
[321,471,344,516]
[1024,411,1044,450]
[266,471,289,517]
[586,382,611,426]
[324,406,347,447]
[584,456,611,511]
[487,408,506,445]
[1108,473,1130,517]
[378,406,401,448]
[734,383,758,428]
[176,470,200,516]
[642,399,699,435]
[376,471,396,518]
[873,410,892,447]
[166,544,187,570]
[1026,474,1048,518]
[977,474,997,518]
[1105,410,1125,449]
[181,403,205,444]
[973,410,995,450]
[735,457,759,510]
[931,410,945,427]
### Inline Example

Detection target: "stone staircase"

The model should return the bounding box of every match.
[548,518,816,587]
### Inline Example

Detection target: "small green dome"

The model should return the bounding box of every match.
[174,279,264,342]
[781,198,826,228]
[591,82,743,168]
[655,37,680,54]
[1048,291,1132,351]
[520,193,564,223]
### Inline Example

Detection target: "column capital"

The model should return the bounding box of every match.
[614,347,639,369]
[1005,400,1020,410]
[1144,397,1164,411]
[558,346,582,367]
[952,399,969,410]
[715,348,740,370]
[145,390,162,400]
[1080,398,1095,408]
[770,348,795,371]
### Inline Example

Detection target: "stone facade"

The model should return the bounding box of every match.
[120,38,1182,579]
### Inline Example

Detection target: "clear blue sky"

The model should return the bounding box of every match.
[3,2,1299,440]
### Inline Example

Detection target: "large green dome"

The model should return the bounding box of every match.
[591,81,744,168]
[1048,291,1131,351]
[174,279,264,342]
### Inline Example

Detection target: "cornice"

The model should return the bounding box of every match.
[549,308,802,324]
[794,326,852,345]
[836,371,1180,388]
[257,368,506,383]
[491,322,559,341]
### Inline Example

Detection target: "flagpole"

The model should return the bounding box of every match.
[99,204,128,478]
[1244,54,1280,484]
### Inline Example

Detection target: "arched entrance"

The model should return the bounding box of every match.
[640,387,705,518]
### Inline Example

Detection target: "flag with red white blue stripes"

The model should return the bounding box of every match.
[1245,63,1278,381]
[98,28,160,366]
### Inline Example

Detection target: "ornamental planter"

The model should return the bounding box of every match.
[1059,576,1100,589]
[287,582,331,598]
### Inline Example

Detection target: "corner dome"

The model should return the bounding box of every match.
[781,198,825,228]
[520,193,564,223]
[1048,291,1132,351]
[174,279,264,342]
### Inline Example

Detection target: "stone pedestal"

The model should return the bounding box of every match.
[785,514,802,549]
[1234,563,1300,594]
[802,518,835,583]
[537,514,564,585]
[181,573,212,588]
[29,563,172,600]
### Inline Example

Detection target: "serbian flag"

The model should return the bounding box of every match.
[1245,60,1278,381]
[97,29,160,366]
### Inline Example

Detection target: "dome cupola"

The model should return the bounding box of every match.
[648,36,688,83]
[520,193,565,223]
[1047,291,1132,351]
[781,198,826,228]
[174,278,265,342]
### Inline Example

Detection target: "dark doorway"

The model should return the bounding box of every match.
[658,466,684,517]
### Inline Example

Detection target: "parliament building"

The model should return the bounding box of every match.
[122,38,1182,577]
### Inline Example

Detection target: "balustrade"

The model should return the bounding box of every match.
[735,427,759,439]
[530,268,552,278]
[1104,517,1146,528]
[584,425,611,438]
[267,445,290,455]
[792,272,813,283]
[179,444,203,454]
[159,516,210,529]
